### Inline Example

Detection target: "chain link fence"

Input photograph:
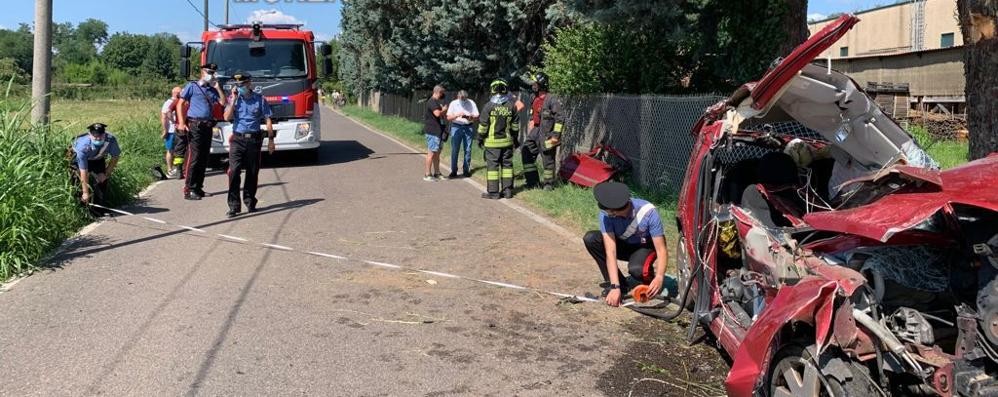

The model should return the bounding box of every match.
[359,91,725,193]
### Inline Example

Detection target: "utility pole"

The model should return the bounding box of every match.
[224,0,229,25]
[31,0,52,125]
[203,0,209,31]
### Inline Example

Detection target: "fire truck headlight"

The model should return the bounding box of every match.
[295,123,311,140]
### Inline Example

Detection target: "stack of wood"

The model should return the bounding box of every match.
[907,110,968,141]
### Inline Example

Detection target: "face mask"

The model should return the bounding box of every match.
[238,87,249,96]
[202,73,214,83]
[91,139,105,148]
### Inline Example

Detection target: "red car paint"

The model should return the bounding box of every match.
[805,155,998,242]
[676,13,998,396]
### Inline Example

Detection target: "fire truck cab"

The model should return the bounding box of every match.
[180,22,333,162]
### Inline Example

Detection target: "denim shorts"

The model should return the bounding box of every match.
[164,133,175,151]
[425,133,442,152]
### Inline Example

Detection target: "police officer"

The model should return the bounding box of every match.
[223,72,275,217]
[521,72,564,191]
[176,63,226,200]
[71,123,121,207]
[477,79,519,199]
[583,182,669,307]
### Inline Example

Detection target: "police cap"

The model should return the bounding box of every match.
[232,71,252,84]
[87,122,107,135]
[200,63,218,71]
[593,181,631,210]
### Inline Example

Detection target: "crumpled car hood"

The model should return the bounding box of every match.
[804,154,998,242]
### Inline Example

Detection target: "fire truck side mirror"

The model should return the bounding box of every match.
[180,44,192,59]
[322,58,333,77]
[320,43,332,57]
[180,58,191,80]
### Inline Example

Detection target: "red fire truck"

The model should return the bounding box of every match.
[180,22,332,162]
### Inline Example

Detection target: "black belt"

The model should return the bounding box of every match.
[232,131,261,137]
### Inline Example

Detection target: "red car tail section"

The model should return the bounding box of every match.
[750,14,860,110]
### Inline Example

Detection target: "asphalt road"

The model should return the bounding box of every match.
[0,107,726,396]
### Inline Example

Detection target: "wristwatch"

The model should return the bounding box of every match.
[609,284,621,290]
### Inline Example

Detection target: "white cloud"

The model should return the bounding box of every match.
[246,9,304,25]
[314,32,332,42]
[807,13,828,21]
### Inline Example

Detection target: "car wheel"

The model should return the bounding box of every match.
[768,343,877,397]
[675,233,695,310]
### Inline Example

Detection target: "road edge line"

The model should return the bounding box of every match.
[327,106,579,243]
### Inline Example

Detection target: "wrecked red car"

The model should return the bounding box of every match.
[673,14,998,397]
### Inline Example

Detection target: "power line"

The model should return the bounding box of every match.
[183,0,219,28]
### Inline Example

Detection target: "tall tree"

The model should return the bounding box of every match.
[101,32,151,72]
[0,26,34,73]
[777,0,809,57]
[957,0,998,160]
[339,0,568,94]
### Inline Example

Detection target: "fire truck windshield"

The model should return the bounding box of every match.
[207,39,308,79]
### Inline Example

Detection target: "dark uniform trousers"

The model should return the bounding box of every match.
[484,146,514,195]
[227,132,264,210]
[521,127,557,188]
[69,158,110,215]
[181,118,214,194]
[583,230,657,293]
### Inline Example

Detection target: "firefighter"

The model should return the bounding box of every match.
[176,63,226,200]
[70,123,121,207]
[521,72,564,191]
[477,79,519,199]
[222,72,275,217]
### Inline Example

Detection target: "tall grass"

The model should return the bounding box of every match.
[908,124,969,169]
[0,94,163,281]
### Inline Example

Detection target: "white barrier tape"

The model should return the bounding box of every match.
[260,243,293,251]
[87,203,604,305]
[217,234,248,242]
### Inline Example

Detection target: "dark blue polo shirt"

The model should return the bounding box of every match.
[180,81,221,119]
[232,93,273,133]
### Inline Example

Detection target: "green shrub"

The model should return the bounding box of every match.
[0,93,162,281]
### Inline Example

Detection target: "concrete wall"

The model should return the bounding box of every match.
[829,46,964,97]
[924,0,963,49]
[809,0,963,59]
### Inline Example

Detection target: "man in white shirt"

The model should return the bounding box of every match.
[160,86,181,179]
[446,90,479,178]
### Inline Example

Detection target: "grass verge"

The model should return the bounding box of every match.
[339,105,679,266]
[1,98,164,281]
[908,124,969,169]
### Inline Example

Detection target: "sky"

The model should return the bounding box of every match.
[0,0,891,41]
[0,0,343,43]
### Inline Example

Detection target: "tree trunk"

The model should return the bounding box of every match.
[778,0,809,57]
[958,0,998,160]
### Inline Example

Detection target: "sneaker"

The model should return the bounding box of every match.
[423,175,434,182]
[432,173,443,181]
[184,192,202,201]
[166,166,180,179]
[447,171,458,179]
[481,192,500,200]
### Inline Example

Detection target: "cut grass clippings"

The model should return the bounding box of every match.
[1,97,165,281]
[339,105,680,269]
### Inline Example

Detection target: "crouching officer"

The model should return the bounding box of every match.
[477,79,519,199]
[71,123,121,206]
[521,72,564,191]
[583,182,669,307]
[222,72,274,217]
